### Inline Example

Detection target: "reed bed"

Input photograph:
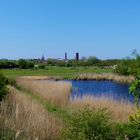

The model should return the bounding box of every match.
[0,86,63,140]
[15,76,135,123]
[70,96,135,123]
[16,78,72,107]
[19,76,50,80]
[74,73,134,83]
[19,76,62,81]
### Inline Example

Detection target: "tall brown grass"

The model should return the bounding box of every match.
[16,78,72,107]
[75,73,134,83]
[70,96,135,123]
[16,77,135,122]
[0,86,63,140]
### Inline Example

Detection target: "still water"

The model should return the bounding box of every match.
[66,80,134,103]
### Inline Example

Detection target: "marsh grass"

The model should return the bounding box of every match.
[70,96,135,123]
[0,86,63,140]
[16,77,135,122]
[75,73,134,83]
[16,78,72,107]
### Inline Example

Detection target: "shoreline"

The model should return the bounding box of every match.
[17,73,135,84]
[72,73,135,84]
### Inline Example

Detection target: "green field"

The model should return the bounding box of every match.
[0,67,113,79]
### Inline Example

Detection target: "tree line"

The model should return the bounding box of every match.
[0,50,140,76]
[0,57,120,69]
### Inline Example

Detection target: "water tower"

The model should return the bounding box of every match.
[76,52,79,61]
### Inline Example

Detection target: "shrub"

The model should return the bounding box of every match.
[129,75,140,108]
[125,109,140,139]
[124,74,140,139]
[0,73,8,101]
[38,65,45,69]
[115,60,130,75]
[62,108,113,140]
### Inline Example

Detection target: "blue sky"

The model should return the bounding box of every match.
[0,0,140,60]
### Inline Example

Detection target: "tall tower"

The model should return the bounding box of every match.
[41,54,45,61]
[65,52,67,61]
[76,52,79,61]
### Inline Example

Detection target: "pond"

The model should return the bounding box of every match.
[66,80,134,103]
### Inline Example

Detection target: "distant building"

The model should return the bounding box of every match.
[76,52,79,61]
[41,54,45,61]
[65,52,67,61]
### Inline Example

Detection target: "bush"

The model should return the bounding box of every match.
[62,108,113,140]
[115,60,130,75]
[38,65,46,69]
[18,59,28,69]
[123,75,140,139]
[27,62,34,69]
[0,73,8,101]
[129,75,140,108]
[125,109,140,140]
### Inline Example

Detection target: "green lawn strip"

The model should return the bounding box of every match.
[0,67,113,79]
[14,85,72,123]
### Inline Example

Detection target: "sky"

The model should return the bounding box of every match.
[0,0,140,60]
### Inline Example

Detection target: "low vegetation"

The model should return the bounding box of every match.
[0,57,119,69]
[71,96,135,123]
[63,108,113,140]
[74,73,134,83]
[115,51,140,76]
[63,107,140,140]
[0,86,63,140]
[16,78,72,107]
[15,77,135,122]
[0,71,140,139]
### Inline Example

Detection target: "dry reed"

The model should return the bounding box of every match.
[0,86,63,140]
[75,73,134,83]
[16,76,135,123]
[16,78,72,107]
[70,96,135,123]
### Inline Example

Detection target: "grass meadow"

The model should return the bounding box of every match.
[0,67,113,79]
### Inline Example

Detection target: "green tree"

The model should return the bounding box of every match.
[18,59,28,69]
[27,62,34,69]
[115,60,130,75]
[129,75,140,108]
[87,56,100,66]
[126,74,140,139]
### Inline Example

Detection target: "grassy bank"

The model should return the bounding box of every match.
[0,86,64,139]
[0,67,134,83]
